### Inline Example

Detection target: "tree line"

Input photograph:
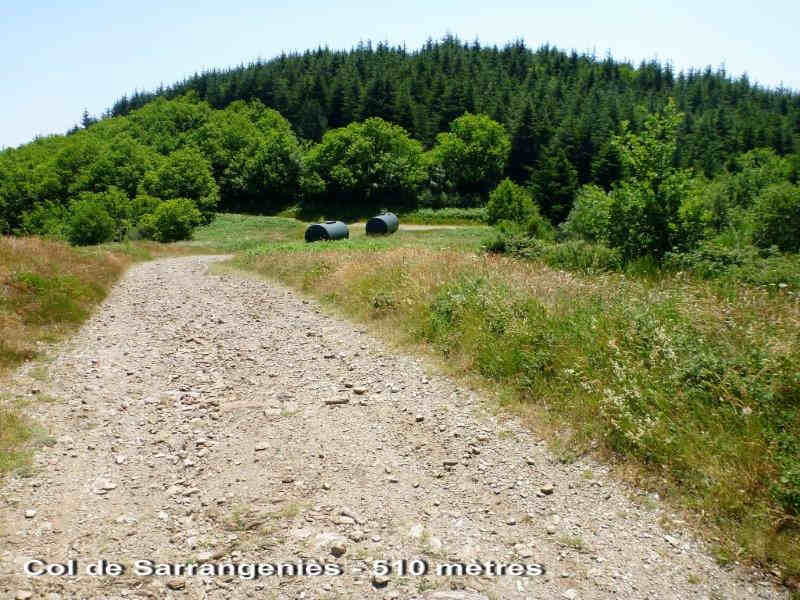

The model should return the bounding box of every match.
[107,36,799,185]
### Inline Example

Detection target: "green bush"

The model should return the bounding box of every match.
[139,198,203,242]
[483,220,528,254]
[606,100,691,259]
[430,113,510,196]
[519,239,623,273]
[560,184,612,242]
[665,241,800,289]
[485,226,622,274]
[304,117,426,212]
[131,193,161,221]
[416,189,472,210]
[486,178,535,225]
[607,175,690,259]
[141,146,219,224]
[525,209,555,241]
[751,182,800,252]
[677,179,718,248]
[66,198,116,245]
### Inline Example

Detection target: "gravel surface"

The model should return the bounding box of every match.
[0,256,788,599]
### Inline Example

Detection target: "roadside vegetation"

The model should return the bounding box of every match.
[0,400,36,477]
[231,219,800,581]
[0,236,128,373]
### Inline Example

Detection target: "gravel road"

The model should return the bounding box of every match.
[0,256,788,600]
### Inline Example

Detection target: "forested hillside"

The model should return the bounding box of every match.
[109,37,800,180]
[2,37,799,264]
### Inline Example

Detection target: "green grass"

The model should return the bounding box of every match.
[190,213,307,252]
[191,212,490,254]
[400,207,488,225]
[0,405,35,477]
[226,214,800,580]
[242,226,489,257]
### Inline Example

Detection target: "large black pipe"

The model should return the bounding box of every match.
[365,212,399,235]
[305,221,350,242]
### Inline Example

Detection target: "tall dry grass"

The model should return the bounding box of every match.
[0,236,130,372]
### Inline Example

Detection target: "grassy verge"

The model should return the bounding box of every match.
[0,401,36,477]
[229,218,800,581]
[0,236,130,374]
[0,235,213,375]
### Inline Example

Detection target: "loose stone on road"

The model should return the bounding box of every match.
[0,256,787,599]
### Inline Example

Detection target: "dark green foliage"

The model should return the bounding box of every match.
[190,100,304,213]
[3,37,800,257]
[108,37,798,182]
[430,113,510,196]
[304,117,425,216]
[66,197,116,245]
[141,146,219,224]
[529,144,579,222]
[508,101,544,182]
[752,183,800,252]
[486,178,534,225]
[139,198,203,242]
[401,207,488,224]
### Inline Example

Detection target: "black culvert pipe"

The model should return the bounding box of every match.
[365,212,399,235]
[305,221,350,242]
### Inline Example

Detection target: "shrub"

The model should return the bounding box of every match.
[525,208,555,240]
[751,182,800,252]
[430,113,511,196]
[515,239,623,273]
[141,146,219,224]
[416,189,472,209]
[561,184,612,242]
[607,174,690,259]
[66,198,116,245]
[486,178,535,225]
[304,117,425,212]
[664,240,800,289]
[677,179,719,248]
[139,198,202,242]
[131,194,161,221]
[483,219,528,254]
[606,100,691,259]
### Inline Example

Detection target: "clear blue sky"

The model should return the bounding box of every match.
[2,0,798,149]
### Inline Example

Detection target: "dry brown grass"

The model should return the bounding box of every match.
[0,236,129,373]
[0,235,213,376]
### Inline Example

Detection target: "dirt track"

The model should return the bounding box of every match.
[0,256,786,599]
